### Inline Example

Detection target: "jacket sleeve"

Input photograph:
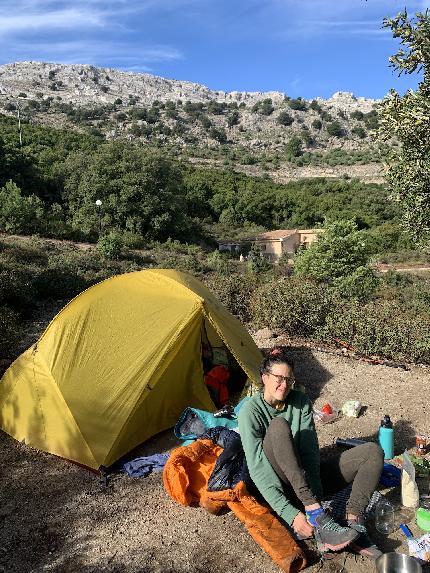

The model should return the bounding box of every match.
[297,395,323,499]
[238,402,300,526]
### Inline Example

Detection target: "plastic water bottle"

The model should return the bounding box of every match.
[378,414,394,460]
[375,498,395,534]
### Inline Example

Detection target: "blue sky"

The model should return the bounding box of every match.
[0,0,427,99]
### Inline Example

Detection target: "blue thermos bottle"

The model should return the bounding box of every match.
[379,415,394,459]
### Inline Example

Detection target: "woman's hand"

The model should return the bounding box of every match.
[292,512,314,538]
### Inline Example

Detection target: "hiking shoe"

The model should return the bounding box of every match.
[347,516,383,560]
[313,512,360,553]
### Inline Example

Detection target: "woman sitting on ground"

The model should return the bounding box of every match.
[237,347,384,559]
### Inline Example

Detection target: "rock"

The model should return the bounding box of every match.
[254,328,278,340]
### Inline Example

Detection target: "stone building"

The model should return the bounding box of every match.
[254,229,324,262]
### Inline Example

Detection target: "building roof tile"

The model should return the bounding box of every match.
[255,229,298,240]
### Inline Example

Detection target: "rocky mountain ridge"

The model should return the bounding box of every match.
[0,62,386,183]
[0,61,378,110]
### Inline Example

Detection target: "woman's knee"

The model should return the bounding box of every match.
[267,416,293,439]
[359,442,384,468]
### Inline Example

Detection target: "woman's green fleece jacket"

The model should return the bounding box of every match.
[237,390,323,526]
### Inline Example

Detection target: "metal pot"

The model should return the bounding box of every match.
[376,553,422,573]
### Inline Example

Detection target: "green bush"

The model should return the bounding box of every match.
[300,130,314,147]
[332,266,380,301]
[33,267,89,300]
[241,154,257,165]
[121,231,146,249]
[246,244,271,273]
[352,126,367,139]
[277,111,294,126]
[0,180,45,234]
[294,220,371,282]
[204,272,265,324]
[285,136,303,160]
[157,251,203,274]
[251,277,334,336]
[227,111,240,127]
[209,127,227,143]
[206,250,231,275]
[252,99,274,116]
[364,110,379,130]
[0,265,37,316]
[325,300,430,363]
[288,98,307,111]
[326,121,344,137]
[309,100,322,113]
[0,305,21,359]
[97,231,125,259]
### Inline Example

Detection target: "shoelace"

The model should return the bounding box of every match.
[348,520,367,533]
[321,517,348,532]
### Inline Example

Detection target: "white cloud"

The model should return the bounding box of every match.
[0,9,105,34]
[266,1,419,40]
[0,0,186,67]
[1,38,182,70]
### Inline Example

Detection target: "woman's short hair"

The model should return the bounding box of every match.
[259,346,294,378]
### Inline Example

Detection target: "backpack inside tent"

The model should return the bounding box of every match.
[0,269,261,470]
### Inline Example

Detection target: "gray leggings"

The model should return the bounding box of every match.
[263,417,384,516]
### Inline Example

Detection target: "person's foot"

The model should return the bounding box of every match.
[313,512,360,552]
[347,516,383,560]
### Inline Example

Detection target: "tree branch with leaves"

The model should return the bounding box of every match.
[379,9,430,244]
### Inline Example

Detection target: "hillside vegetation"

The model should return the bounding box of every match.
[0,62,389,182]
[1,59,429,369]
[0,114,398,245]
[1,231,429,369]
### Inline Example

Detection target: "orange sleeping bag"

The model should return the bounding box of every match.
[163,439,307,573]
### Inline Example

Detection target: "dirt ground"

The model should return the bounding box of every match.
[1,328,430,573]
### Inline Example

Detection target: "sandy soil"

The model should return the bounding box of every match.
[1,329,430,573]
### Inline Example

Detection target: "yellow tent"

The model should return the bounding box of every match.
[0,269,261,470]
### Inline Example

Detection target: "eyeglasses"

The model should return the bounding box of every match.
[265,371,295,386]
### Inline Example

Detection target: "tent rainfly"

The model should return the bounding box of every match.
[0,269,261,469]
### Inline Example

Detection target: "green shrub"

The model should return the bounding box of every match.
[326,121,344,137]
[0,265,37,316]
[247,245,272,273]
[352,126,367,139]
[209,127,227,143]
[0,305,21,359]
[227,111,240,127]
[206,250,231,275]
[326,300,430,363]
[157,252,203,274]
[241,154,257,165]
[294,220,371,282]
[332,266,380,301]
[363,110,379,130]
[97,231,125,259]
[309,100,322,113]
[204,272,265,323]
[33,267,88,300]
[285,136,303,159]
[252,98,274,116]
[277,111,294,126]
[299,129,312,146]
[320,111,332,122]
[0,181,45,234]
[251,277,334,336]
[288,98,307,111]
